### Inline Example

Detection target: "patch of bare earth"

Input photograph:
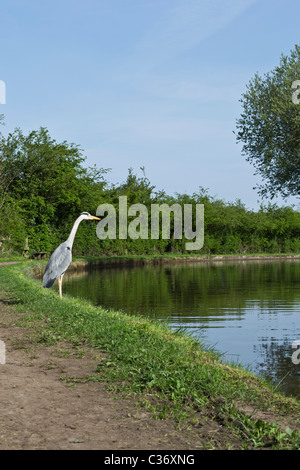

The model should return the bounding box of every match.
[0,294,298,450]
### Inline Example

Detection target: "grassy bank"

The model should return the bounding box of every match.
[52,252,300,272]
[3,252,300,271]
[73,252,300,263]
[1,261,300,449]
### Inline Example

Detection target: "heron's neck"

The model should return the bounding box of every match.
[66,215,84,247]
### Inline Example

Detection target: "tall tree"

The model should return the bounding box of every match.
[0,127,108,250]
[235,45,300,199]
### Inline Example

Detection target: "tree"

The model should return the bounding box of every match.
[0,127,108,250]
[235,45,300,199]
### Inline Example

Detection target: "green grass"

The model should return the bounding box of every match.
[0,255,26,262]
[1,260,300,449]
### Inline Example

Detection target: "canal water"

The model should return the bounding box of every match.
[62,259,300,399]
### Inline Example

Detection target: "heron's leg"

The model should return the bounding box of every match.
[58,274,64,299]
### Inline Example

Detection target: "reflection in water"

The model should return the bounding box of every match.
[62,260,300,398]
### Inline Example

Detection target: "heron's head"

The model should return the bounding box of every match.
[80,212,101,221]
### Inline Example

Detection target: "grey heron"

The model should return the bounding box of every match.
[42,212,100,298]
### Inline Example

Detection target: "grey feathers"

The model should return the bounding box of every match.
[42,241,72,288]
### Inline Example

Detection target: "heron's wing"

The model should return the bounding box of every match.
[42,242,72,288]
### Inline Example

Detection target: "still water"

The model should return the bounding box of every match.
[62,260,300,398]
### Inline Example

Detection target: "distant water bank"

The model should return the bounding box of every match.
[69,253,300,271]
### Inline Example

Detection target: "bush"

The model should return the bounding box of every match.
[1,128,299,257]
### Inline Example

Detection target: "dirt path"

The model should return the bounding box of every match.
[0,295,214,450]
[1,291,299,451]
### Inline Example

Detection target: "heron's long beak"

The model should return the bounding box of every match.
[89,215,101,220]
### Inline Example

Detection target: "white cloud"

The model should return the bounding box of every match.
[130,74,242,103]
[115,0,257,106]
[121,117,230,143]
[133,0,257,69]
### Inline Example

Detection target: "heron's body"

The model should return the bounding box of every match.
[42,212,100,298]
[42,240,72,288]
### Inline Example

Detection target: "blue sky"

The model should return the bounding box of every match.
[0,0,299,210]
